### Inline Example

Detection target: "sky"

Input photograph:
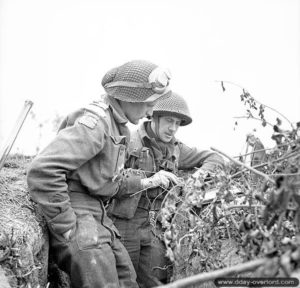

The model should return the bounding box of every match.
[0,0,299,158]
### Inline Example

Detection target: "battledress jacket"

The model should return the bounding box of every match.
[27,95,144,236]
[110,121,225,219]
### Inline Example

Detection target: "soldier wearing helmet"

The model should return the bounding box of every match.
[108,92,225,287]
[27,60,176,288]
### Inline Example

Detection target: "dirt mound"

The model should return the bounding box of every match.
[0,155,49,288]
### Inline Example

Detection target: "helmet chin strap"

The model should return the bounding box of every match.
[151,115,161,140]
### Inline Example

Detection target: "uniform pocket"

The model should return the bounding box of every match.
[109,195,141,219]
[111,136,126,175]
[100,135,126,181]
[75,213,100,250]
[138,148,155,177]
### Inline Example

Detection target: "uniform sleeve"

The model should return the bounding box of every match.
[115,169,145,198]
[178,141,225,172]
[27,116,108,235]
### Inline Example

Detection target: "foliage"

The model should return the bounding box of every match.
[158,83,300,285]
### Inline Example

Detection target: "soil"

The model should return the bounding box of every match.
[0,155,49,288]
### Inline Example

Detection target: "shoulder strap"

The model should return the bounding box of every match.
[128,128,144,156]
[173,142,180,161]
[127,128,156,171]
[84,100,108,119]
[58,109,84,132]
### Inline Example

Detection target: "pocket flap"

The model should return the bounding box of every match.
[110,135,126,145]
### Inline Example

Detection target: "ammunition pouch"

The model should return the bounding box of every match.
[137,196,164,211]
[107,193,142,219]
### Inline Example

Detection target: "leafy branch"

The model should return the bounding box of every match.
[158,86,300,286]
[211,146,275,184]
[216,80,295,130]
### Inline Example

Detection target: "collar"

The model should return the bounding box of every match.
[104,95,128,125]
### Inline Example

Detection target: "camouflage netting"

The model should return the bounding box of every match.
[0,155,49,288]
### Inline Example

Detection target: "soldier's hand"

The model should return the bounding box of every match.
[141,170,179,189]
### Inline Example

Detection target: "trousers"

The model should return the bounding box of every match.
[112,205,171,288]
[49,192,138,288]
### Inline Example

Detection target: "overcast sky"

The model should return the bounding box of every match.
[0,0,299,157]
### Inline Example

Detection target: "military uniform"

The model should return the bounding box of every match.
[109,120,224,287]
[28,58,173,287]
[27,95,143,288]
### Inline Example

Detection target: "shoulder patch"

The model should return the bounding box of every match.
[78,114,98,129]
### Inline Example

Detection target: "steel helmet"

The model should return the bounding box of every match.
[152,92,192,126]
[101,60,172,103]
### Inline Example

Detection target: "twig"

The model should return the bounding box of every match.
[231,150,299,179]
[234,147,270,159]
[0,100,33,170]
[225,220,232,241]
[254,206,260,229]
[153,265,172,271]
[269,173,300,177]
[233,140,297,159]
[216,80,294,129]
[226,205,264,210]
[226,212,240,232]
[215,80,246,91]
[233,116,273,128]
[155,258,268,288]
[243,142,249,163]
[130,184,166,197]
[159,183,182,214]
[211,147,275,184]
[178,233,194,247]
[21,266,41,277]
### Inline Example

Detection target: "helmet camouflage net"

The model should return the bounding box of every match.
[101,60,172,102]
[153,92,192,126]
